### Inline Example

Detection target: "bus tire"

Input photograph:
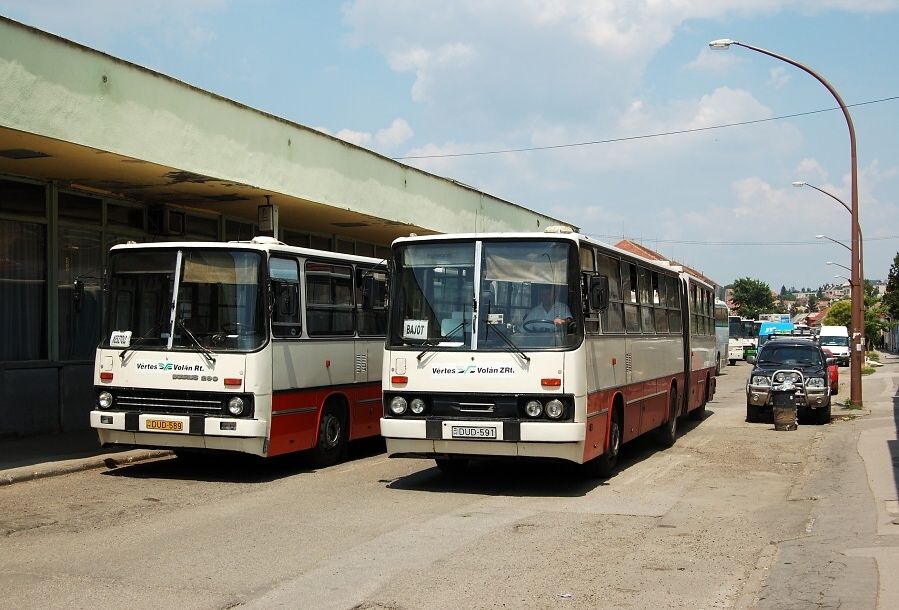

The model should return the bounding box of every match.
[655,387,678,448]
[311,403,347,468]
[817,403,832,425]
[585,406,621,478]
[729,359,736,366]
[715,354,721,376]
[746,403,762,423]
[435,457,469,475]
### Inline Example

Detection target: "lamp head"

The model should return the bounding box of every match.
[792,181,807,187]
[815,235,824,239]
[708,38,734,49]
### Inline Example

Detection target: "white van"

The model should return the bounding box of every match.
[818,325,850,366]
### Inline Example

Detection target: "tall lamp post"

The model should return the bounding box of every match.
[709,38,863,407]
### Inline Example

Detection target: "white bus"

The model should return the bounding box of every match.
[380,229,716,476]
[90,237,387,465]
[714,299,729,374]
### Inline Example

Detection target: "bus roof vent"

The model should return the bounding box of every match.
[250,236,284,245]
[544,225,574,234]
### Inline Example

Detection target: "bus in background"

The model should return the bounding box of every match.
[742,318,761,362]
[714,300,729,374]
[728,315,745,365]
[756,320,795,350]
[380,228,716,477]
[90,237,387,465]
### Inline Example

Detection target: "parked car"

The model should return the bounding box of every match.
[821,347,839,395]
[746,336,832,424]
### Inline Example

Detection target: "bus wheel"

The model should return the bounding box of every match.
[435,457,469,475]
[729,359,736,366]
[311,405,346,467]
[585,408,621,478]
[656,387,678,448]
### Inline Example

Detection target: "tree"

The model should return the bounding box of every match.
[731,277,775,320]
[822,300,850,327]
[823,298,889,350]
[882,252,899,318]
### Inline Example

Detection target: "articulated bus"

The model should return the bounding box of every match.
[90,236,387,465]
[380,228,716,476]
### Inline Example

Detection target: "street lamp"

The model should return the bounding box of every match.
[816,234,849,251]
[826,261,851,273]
[796,181,864,297]
[709,38,864,406]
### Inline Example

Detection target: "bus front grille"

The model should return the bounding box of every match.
[111,390,225,416]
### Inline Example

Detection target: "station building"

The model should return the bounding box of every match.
[0,16,571,437]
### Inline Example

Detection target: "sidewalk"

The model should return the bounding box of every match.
[0,429,170,486]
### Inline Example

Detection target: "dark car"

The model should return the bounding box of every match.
[745,337,832,424]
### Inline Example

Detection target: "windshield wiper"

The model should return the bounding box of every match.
[118,322,164,361]
[176,319,217,365]
[485,319,530,362]
[415,319,468,361]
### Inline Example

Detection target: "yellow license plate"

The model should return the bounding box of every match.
[146,419,184,432]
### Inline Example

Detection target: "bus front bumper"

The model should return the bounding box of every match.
[380,418,586,463]
[91,411,268,455]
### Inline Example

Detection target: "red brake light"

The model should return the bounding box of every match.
[541,378,561,387]
[391,375,408,384]
[99,372,113,381]
[223,378,242,387]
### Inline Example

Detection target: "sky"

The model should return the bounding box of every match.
[2,0,898,292]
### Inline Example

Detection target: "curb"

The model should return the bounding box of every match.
[0,449,172,487]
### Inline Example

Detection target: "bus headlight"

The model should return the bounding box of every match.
[805,377,825,389]
[545,399,565,419]
[98,391,113,409]
[524,400,543,418]
[227,396,245,416]
[751,375,770,386]
[389,396,408,416]
[410,398,427,415]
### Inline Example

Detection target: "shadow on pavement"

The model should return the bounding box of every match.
[385,410,714,498]
[101,436,387,484]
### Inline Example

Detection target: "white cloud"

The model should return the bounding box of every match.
[766,67,791,89]
[334,128,372,147]
[375,118,414,148]
[685,48,742,72]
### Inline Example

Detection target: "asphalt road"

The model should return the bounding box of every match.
[2,361,897,609]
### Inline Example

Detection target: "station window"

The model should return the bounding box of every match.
[0,220,47,360]
[0,179,45,217]
[58,192,102,224]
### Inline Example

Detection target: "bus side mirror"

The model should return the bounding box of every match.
[73,279,84,314]
[588,275,609,312]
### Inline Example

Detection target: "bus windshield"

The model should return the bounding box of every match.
[389,239,581,350]
[104,248,266,352]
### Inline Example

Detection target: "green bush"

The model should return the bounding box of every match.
[867,351,881,362]
[862,366,876,375]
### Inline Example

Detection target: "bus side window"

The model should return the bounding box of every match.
[357,268,388,336]
[270,256,302,338]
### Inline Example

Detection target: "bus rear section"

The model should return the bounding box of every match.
[90,239,386,464]
[381,231,713,476]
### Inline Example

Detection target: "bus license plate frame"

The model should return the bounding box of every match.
[451,425,497,440]
[145,419,185,433]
